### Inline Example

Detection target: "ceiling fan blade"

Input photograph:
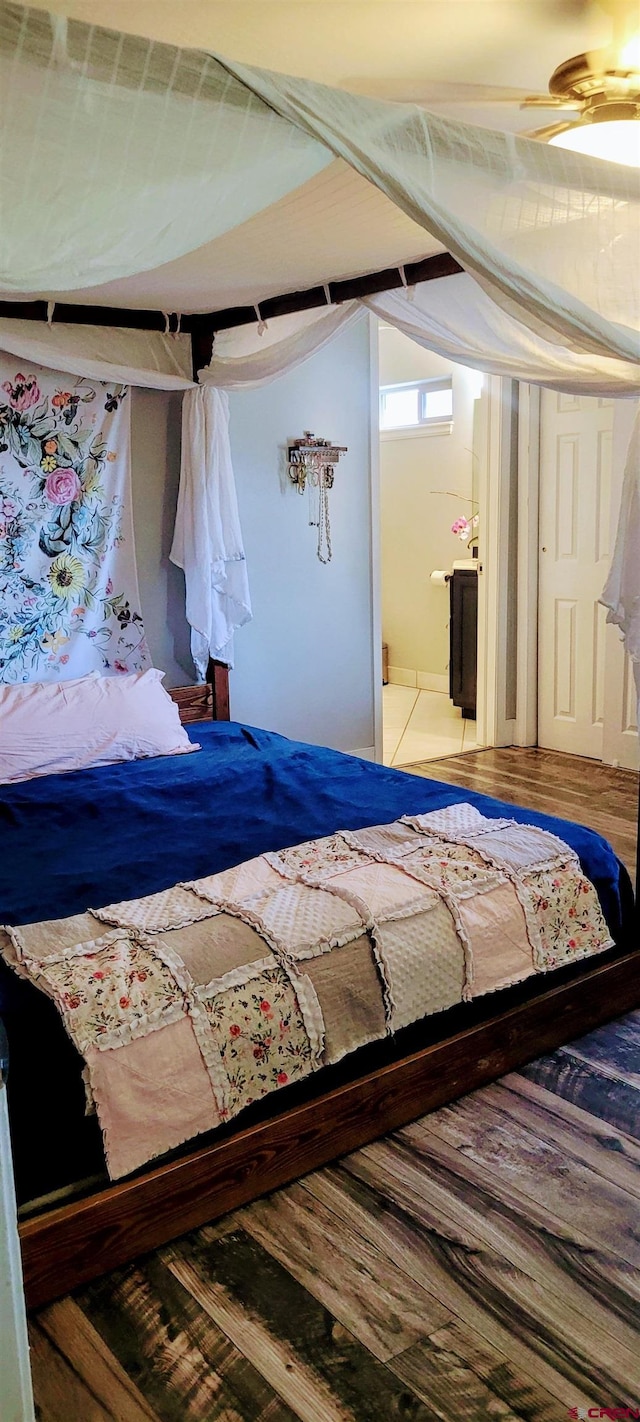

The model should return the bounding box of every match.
[339,78,543,104]
[522,96,583,110]
[525,120,576,142]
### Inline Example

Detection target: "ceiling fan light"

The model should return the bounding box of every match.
[549,118,640,167]
[619,34,640,71]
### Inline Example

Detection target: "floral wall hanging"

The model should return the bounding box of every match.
[0,359,150,682]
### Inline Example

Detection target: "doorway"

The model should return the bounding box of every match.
[376,321,484,767]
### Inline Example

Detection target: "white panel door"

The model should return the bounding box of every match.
[602,397,640,771]
[538,391,639,769]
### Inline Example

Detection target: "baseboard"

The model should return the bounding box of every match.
[387,667,449,694]
[388,666,417,687]
[351,746,376,762]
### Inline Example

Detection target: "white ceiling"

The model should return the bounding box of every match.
[28,0,620,119]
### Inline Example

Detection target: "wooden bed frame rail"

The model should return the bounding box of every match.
[20,947,640,1308]
[13,664,640,1309]
[168,659,230,724]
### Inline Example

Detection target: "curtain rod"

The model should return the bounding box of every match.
[0,251,463,380]
[0,251,462,337]
[202,251,462,332]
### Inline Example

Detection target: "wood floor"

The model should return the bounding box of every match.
[406,745,638,887]
[30,1011,640,1422]
[29,750,640,1422]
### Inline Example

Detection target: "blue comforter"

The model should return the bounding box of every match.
[0,721,632,1200]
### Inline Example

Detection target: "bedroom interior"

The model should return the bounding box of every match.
[0,1,639,1418]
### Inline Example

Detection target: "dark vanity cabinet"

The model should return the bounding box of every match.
[449,568,478,718]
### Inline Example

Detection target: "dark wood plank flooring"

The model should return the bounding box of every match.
[405,746,638,888]
[30,751,640,1422]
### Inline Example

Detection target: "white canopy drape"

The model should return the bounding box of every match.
[0,321,193,389]
[198,287,640,669]
[1,0,639,673]
[170,388,252,674]
[2,1,638,367]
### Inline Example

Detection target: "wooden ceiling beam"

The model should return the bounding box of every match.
[0,252,463,381]
[0,252,462,336]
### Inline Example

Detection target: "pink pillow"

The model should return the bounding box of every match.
[0,670,199,784]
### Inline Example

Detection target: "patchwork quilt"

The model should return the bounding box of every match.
[1,805,612,1179]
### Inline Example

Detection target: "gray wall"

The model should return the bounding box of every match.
[228,313,375,753]
[130,315,376,753]
[130,386,195,687]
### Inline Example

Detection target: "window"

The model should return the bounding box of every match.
[379,377,453,435]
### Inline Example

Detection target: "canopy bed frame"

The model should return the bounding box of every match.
[2,258,637,894]
[1,1,637,1344]
[12,663,638,1310]
[0,265,638,1310]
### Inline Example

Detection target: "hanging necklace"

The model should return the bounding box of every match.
[316,470,332,563]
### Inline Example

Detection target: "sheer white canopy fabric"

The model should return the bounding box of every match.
[200,305,361,389]
[0,320,194,389]
[365,277,640,396]
[220,58,640,366]
[0,4,331,295]
[170,387,252,674]
[199,290,640,674]
[2,2,638,370]
[201,277,640,397]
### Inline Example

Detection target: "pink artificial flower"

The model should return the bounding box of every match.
[451,517,470,536]
[45,467,81,505]
[2,373,40,411]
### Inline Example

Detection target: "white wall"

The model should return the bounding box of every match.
[228,313,375,753]
[379,327,480,684]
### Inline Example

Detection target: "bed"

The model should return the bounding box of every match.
[1,671,637,1309]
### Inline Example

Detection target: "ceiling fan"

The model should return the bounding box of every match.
[520,35,640,163]
[342,0,640,164]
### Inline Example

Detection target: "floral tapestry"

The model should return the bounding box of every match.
[0,360,150,682]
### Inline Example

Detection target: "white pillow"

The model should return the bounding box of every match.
[0,669,199,784]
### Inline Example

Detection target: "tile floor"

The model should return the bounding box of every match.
[383,683,479,767]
